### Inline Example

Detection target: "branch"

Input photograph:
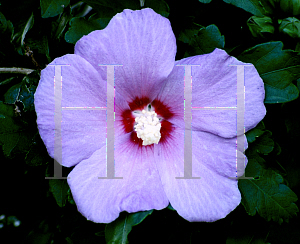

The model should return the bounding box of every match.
[0,67,35,75]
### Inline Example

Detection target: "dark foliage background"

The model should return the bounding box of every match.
[0,0,300,243]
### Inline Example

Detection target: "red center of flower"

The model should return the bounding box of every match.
[121,96,174,147]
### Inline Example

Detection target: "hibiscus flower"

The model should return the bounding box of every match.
[34,8,266,223]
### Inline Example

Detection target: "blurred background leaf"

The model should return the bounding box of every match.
[65,17,110,44]
[49,179,69,208]
[178,24,225,57]
[223,0,275,17]
[40,0,70,18]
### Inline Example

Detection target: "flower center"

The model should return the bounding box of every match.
[133,107,161,146]
[121,97,175,147]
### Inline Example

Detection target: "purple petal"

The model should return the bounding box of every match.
[154,64,184,128]
[154,126,248,222]
[74,8,176,102]
[68,134,169,223]
[160,48,266,138]
[34,54,108,167]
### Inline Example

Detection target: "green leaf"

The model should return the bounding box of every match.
[199,0,212,3]
[21,13,34,47]
[0,12,14,40]
[279,0,300,16]
[85,0,169,18]
[0,101,33,157]
[18,82,36,113]
[251,130,274,155]
[3,76,36,111]
[238,42,300,103]
[4,83,22,104]
[222,0,275,17]
[0,12,8,33]
[279,17,300,39]
[179,24,225,57]
[26,36,51,62]
[0,77,16,86]
[247,15,275,38]
[7,20,14,38]
[81,0,124,11]
[25,133,48,166]
[51,6,72,41]
[239,159,299,224]
[238,42,300,89]
[246,147,266,166]
[81,0,140,14]
[143,0,170,17]
[12,12,34,55]
[65,17,110,44]
[105,210,153,244]
[40,0,70,18]
[167,203,176,211]
[178,25,200,44]
[0,73,37,157]
[67,189,75,205]
[88,7,119,20]
[49,179,69,207]
[264,82,299,103]
[246,121,265,143]
[67,0,169,42]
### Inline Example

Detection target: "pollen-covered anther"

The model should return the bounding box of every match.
[134,110,161,146]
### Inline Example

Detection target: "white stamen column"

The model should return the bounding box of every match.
[134,110,161,146]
